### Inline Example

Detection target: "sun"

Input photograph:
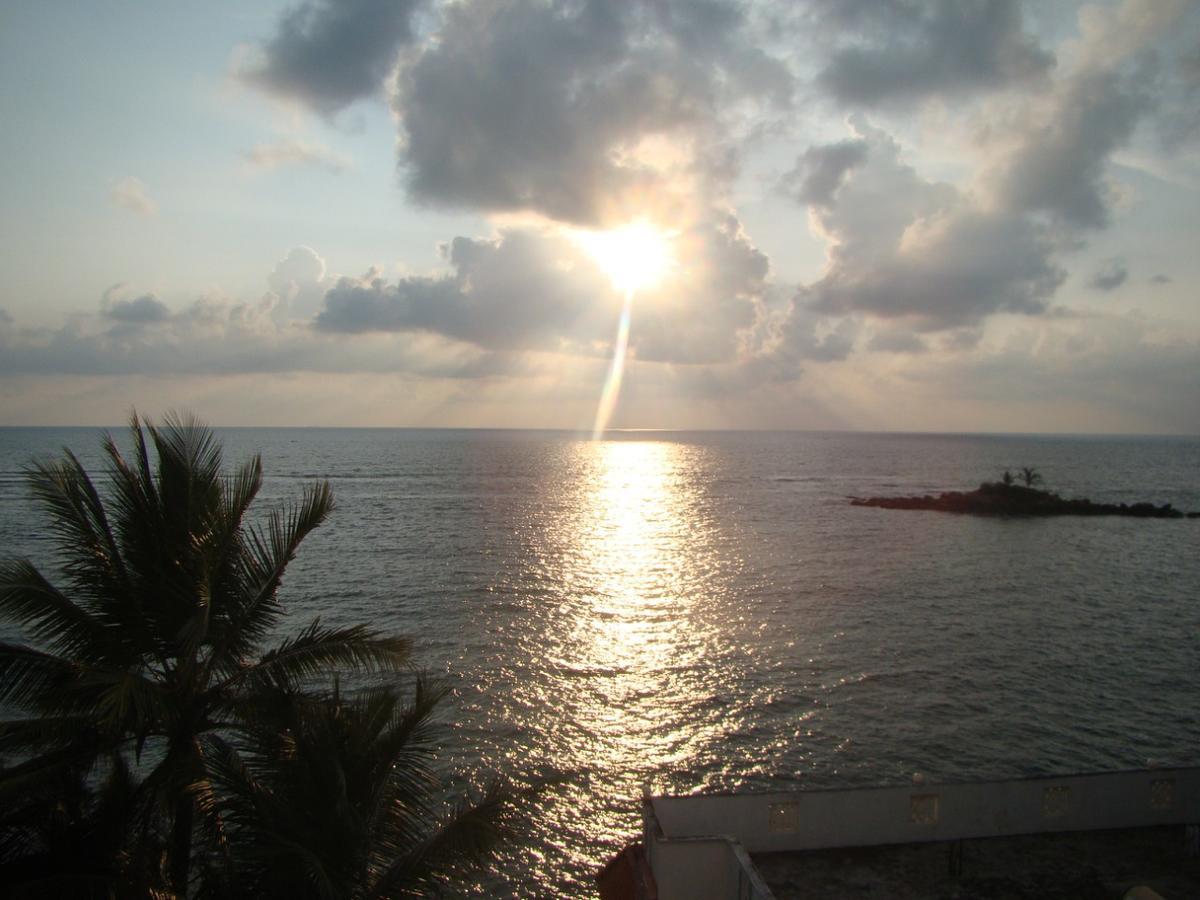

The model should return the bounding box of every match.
[573,220,675,295]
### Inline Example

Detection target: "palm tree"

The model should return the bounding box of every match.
[0,413,410,895]
[0,750,171,897]
[1019,466,1043,488]
[202,679,520,899]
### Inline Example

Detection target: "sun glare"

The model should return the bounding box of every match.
[574,220,675,295]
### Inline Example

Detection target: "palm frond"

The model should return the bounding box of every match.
[25,446,133,608]
[0,733,114,803]
[0,715,104,757]
[369,780,521,898]
[0,642,171,743]
[0,561,110,661]
[220,621,409,694]
[88,669,175,739]
[202,456,264,650]
[0,642,86,712]
[150,412,224,508]
[207,481,333,678]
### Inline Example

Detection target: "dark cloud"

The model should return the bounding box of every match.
[813,208,1063,325]
[241,0,421,115]
[394,0,791,223]
[316,230,608,349]
[810,0,1052,106]
[1071,1,1200,151]
[867,327,927,354]
[1158,37,1200,146]
[780,139,867,207]
[1150,274,1172,285]
[1089,259,1128,291]
[784,313,860,362]
[797,119,958,263]
[989,68,1148,229]
[788,121,1062,331]
[104,294,170,324]
[0,292,501,379]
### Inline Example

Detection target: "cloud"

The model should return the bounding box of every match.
[266,246,330,319]
[241,139,350,173]
[0,288,500,379]
[778,310,860,363]
[316,211,768,364]
[810,0,1053,106]
[0,214,771,381]
[982,0,1200,230]
[104,294,170,324]
[892,314,1200,432]
[788,119,1063,331]
[239,0,421,115]
[1150,273,1172,285]
[1156,29,1200,146]
[986,68,1149,230]
[620,211,769,364]
[110,176,157,216]
[1089,259,1128,291]
[866,326,927,354]
[780,139,868,207]
[780,2,1187,344]
[393,0,791,223]
[316,229,610,350]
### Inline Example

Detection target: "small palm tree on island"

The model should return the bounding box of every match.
[0,414,519,898]
[998,467,1043,490]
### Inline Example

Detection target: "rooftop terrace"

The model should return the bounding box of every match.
[630,768,1200,900]
[754,824,1200,898]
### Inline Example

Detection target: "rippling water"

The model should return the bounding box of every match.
[2,428,1198,896]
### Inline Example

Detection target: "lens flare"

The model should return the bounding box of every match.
[574,220,674,295]
[592,290,634,440]
[575,221,675,439]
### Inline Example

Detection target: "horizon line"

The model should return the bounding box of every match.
[1,424,1197,440]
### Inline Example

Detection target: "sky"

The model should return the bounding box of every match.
[0,0,1197,433]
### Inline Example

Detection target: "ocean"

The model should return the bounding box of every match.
[2,427,1198,896]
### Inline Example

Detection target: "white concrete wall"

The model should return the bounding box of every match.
[649,837,737,900]
[645,835,775,900]
[649,768,1200,855]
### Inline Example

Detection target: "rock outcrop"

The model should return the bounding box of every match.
[850,482,1198,518]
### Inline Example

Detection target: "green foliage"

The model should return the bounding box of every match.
[0,752,171,898]
[0,414,513,898]
[201,679,522,899]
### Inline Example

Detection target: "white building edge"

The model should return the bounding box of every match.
[607,767,1200,899]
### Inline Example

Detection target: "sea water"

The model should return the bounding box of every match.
[2,427,1198,896]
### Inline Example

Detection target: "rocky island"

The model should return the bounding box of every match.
[851,478,1199,519]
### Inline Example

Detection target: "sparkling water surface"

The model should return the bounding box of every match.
[2,428,1198,897]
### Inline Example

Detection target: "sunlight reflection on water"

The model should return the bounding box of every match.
[481,440,736,890]
[3,428,1199,897]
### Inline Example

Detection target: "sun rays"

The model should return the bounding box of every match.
[573,220,676,296]
[574,220,676,438]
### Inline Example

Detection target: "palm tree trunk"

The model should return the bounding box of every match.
[171,792,194,896]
